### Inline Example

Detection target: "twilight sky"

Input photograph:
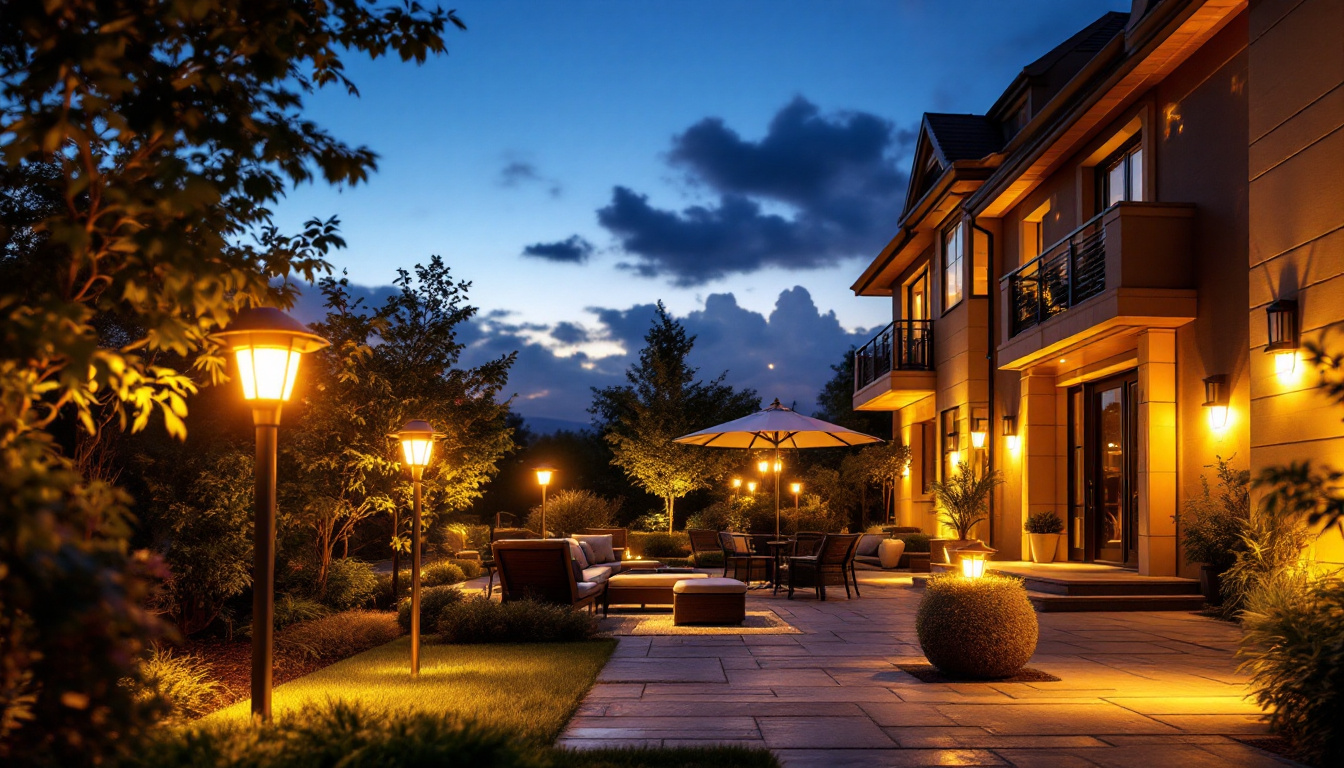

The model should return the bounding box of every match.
[281,0,1125,424]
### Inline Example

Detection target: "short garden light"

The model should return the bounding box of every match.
[747,480,758,494]
[394,419,439,677]
[956,541,997,579]
[534,466,556,534]
[790,482,802,509]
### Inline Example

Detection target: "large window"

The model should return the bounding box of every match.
[905,270,928,321]
[1101,139,1144,209]
[941,407,961,481]
[942,223,963,311]
[921,421,936,495]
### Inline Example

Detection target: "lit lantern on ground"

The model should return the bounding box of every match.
[957,541,998,579]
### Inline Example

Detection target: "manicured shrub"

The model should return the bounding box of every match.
[898,533,931,553]
[1240,572,1344,764]
[1023,510,1064,535]
[435,597,599,644]
[524,489,621,536]
[396,585,465,632]
[685,501,746,533]
[122,646,221,724]
[451,559,484,580]
[373,570,412,610]
[422,560,467,587]
[916,574,1038,679]
[319,558,380,610]
[277,610,403,661]
[630,531,690,558]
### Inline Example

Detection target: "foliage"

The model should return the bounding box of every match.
[930,464,1003,540]
[396,586,465,633]
[630,511,671,532]
[422,561,468,587]
[315,559,380,611]
[121,647,221,726]
[849,441,911,525]
[450,559,483,580]
[801,465,859,527]
[1023,511,1064,535]
[0,0,464,760]
[240,596,330,639]
[434,597,600,644]
[524,489,620,536]
[1239,573,1344,765]
[374,572,411,611]
[898,533,932,553]
[1180,456,1250,570]
[1219,498,1314,619]
[686,501,747,533]
[812,346,894,440]
[276,610,402,662]
[915,574,1039,680]
[442,523,490,555]
[628,532,691,559]
[591,303,758,533]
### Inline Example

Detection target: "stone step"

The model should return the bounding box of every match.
[927,562,1202,597]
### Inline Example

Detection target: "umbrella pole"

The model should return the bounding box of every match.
[774,446,781,541]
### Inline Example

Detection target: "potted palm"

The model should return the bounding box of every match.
[929,464,1004,564]
[1023,511,1064,563]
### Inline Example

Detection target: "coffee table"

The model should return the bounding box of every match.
[603,572,708,615]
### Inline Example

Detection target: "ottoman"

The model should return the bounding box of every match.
[673,578,747,625]
[604,572,707,615]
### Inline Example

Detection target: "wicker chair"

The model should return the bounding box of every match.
[719,531,772,583]
[491,539,604,611]
[793,531,827,558]
[687,528,722,567]
[787,533,862,601]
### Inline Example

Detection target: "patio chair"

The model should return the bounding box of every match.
[719,531,772,584]
[577,527,629,562]
[793,531,827,558]
[787,533,862,601]
[687,528,722,567]
[491,539,604,611]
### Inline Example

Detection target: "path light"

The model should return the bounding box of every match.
[731,477,742,504]
[747,480,758,494]
[790,482,802,509]
[1203,375,1229,431]
[1266,299,1300,381]
[535,466,556,535]
[957,541,997,579]
[394,419,440,677]
[210,307,328,720]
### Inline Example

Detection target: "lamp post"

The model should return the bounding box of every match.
[790,482,801,510]
[535,466,555,535]
[395,419,439,677]
[211,307,328,720]
[747,480,757,494]
[731,477,742,505]
[758,456,783,539]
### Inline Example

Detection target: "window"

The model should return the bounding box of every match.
[942,224,963,311]
[972,228,989,296]
[905,270,928,321]
[1021,199,1051,265]
[1100,139,1144,210]
[920,421,936,495]
[941,407,961,480]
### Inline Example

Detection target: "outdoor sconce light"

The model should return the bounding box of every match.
[1204,375,1229,430]
[970,418,988,449]
[210,307,329,721]
[957,541,997,579]
[535,466,556,535]
[1002,415,1019,453]
[394,419,440,678]
[1266,299,1300,380]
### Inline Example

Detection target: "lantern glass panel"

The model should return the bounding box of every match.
[401,438,434,468]
[236,346,302,401]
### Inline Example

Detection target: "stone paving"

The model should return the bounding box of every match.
[557,572,1297,767]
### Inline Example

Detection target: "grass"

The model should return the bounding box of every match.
[206,636,616,743]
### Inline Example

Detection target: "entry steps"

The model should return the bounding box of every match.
[914,562,1206,612]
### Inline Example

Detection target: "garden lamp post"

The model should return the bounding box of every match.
[535,466,555,535]
[731,477,742,504]
[758,456,783,539]
[395,419,439,677]
[210,307,328,720]
[790,482,802,510]
[747,480,758,494]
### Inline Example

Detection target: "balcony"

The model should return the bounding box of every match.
[852,319,936,411]
[998,202,1197,371]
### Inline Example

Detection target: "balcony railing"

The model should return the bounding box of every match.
[853,319,934,393]
[1004,209,1107,337]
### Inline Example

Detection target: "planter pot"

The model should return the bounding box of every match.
[1199,564,1225,606]
[1027,533,1061,564]
[878,538,906,569]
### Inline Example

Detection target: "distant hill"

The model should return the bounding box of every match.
[523,416,592,436]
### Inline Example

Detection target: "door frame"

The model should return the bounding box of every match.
[1066,370,1140,567]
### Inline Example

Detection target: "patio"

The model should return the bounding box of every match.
[559,570,1294,767]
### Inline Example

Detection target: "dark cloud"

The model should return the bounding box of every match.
[522,235,595,264]
[499,159,562,197]
[550,321,590,345]
[595,97,914,286]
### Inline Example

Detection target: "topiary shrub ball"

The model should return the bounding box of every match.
[916,574,1039,679]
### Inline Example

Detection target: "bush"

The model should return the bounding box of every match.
[631,510,670,532]
[686,501,746,533]
[121,646,221,725]
[930,466,1003,540]
[396,585,465,632]
[524,489,621,536]
[1023,511,1064,535]
[1219,501,1313,618]
[1180,456,1250,570]
[374,570,412,610]
[422,561,467,587]
[451,559,483,580]
[630,531,689,558]
[898,533,931,553]
[435,597,599,644]
[319,558,380,610]
[916,574,1038,679]
[277,610,403,661]
[251,595,329,634]
[1240,573,1344,764]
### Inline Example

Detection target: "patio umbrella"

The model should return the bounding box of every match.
[674,399,883,540]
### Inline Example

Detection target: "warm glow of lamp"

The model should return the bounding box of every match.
[395,420,438,469]
[732,477,742,489]
[790,482,801,494]
[747,481,758,493]
[970,418,987,449]
[902,462,911,478]
[1204,375,1229,431]
[949,451,961,469]
[758,459,769,474]
[1002,415,1019,454]
[212,307,329,404]
[535,467,555,486]
[956,541,997,579]
[1266,299,1299,384]
[1274,350,1298,381]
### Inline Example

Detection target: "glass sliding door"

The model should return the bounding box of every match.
[1067,372,1139,566]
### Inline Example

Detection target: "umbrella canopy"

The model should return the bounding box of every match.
[673,398,883,449]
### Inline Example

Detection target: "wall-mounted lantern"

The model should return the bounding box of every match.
[970,417,988,450]
[1266,299,1300,380]
[1002,415,1019,453]
[1203,375,1229,431]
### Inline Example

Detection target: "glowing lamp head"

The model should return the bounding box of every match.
[773,460,782,473]
[211,308,329,403]
[790,482,802,495]
[956,541,997,579]
[1002,416,1019,454]
[1203,375,1230,431]
[1274,350,1298,379]
[534,466,555,487]
[732,477,742,489]
[902,462,911,478]
[757,459,769,474]
[394,419,438,469]
[747,481,757,493]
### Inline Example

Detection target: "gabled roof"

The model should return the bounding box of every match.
[924,113,1004,164]
[988,11,1130,121]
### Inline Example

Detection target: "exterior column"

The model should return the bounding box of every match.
[1020,371,1063,562]
[1137,328,1178,576]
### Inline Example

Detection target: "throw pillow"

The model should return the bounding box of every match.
[856,534,882,557]
[577,540,596,566]
[564,538,589,569]
[575,534,616,564]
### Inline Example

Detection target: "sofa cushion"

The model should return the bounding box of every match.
[575,581,604,599]
[562,538,589,570]
[582,565,615,583]
[856,534,883,557]
[608,572,708,588]
[577,540,596,566]
[673,577,747,594]
[575,534,616,564]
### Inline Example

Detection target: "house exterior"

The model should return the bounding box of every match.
[850,0,1344,577]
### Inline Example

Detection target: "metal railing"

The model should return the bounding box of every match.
[1004,208,1108,337]
[853,319,934,393]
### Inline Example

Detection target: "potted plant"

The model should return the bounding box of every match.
[1180,456,1250,605]
[1023,511,1064,563]
[929,464,1004,563]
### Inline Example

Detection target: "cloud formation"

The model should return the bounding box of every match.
[521,235,595,264]
[595,97,914,286]
[498,159,562,197]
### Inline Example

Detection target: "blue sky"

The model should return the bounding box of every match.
[281,0,1125,423]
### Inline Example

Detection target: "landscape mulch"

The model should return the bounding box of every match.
[184,637,338,711]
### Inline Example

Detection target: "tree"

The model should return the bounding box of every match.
[591,303,758,533]
[0,2,462,761]
[853,441,911,525]
[813,347,893,441]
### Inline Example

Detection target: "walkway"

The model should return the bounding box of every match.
[558,572,1295,767]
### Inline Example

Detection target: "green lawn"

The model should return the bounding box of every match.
[206,637,615,743]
